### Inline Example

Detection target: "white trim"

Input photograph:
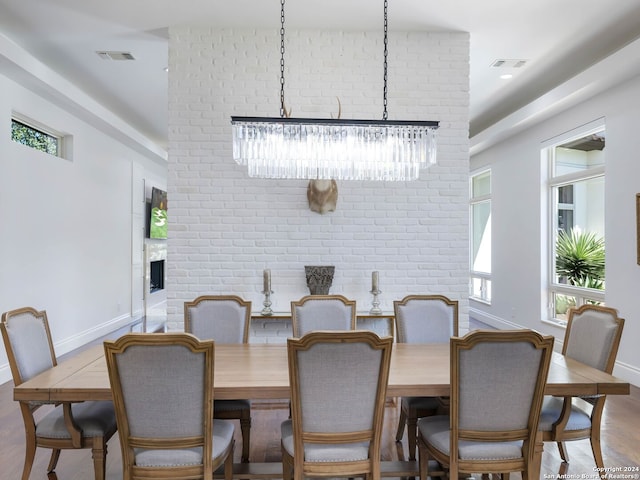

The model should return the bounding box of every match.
[470,35,640,156]
[613,361,640,389]
[0,33,167,164]
[469,308,523,331]
[54,313,132,355]
[469,307,639,387]
[0,313,133,386]
[540,117,606,149]
[0,365,11,386]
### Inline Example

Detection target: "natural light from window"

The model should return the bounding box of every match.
[547,127,605,323]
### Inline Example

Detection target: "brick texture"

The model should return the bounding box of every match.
[167,28,470,340]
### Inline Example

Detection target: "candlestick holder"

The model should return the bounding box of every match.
[261,290,274,316]
[369,289,382,315]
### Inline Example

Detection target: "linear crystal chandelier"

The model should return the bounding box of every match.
[231,0,439,181]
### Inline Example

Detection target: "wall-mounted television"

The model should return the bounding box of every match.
[149,187,167,239]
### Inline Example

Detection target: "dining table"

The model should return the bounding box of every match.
[13,341,630,478]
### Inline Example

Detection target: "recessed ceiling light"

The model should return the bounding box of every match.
[500,74,513,80]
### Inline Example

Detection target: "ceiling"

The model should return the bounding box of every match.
[2,0,640,155]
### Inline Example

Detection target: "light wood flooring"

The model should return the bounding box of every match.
[1,320,638,479]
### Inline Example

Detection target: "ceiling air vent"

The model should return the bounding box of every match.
[96,51,136,61]
[491,59,527,68]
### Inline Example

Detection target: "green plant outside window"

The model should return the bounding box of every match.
[11,119,59,156]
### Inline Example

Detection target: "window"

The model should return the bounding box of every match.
[547,126,605,323]
[470,169,491,303]
[11,117,62,157]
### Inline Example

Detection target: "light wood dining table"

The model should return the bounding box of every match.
[13,342,630,478]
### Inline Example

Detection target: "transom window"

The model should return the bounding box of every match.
[11,117,61,157]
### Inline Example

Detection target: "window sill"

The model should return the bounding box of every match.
[468,296,491,306]
[541,318,567,329]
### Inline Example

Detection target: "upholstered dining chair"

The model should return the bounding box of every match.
[281,330,393,480]
[290,294,357,337]
[0,306,117,480]
[393,294,459,461]
[538,304,624,475]
[184,294,252,462]
[417,329,554,480]
[104,332,235,480]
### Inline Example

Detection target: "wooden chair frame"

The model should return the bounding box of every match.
[283,330,393,480]
[418,329,554,480]
[393,294,459,461]
[104,333,234,480]
[290,294,357,337]
[1,306,116,480]
[543,304,624,475]
[184,294,252,462]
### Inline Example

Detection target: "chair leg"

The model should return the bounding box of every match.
[557,441,570,463]
[418,435,428,480]
[281,447,293,480]
[395,402,407,442]
[240,416,251,462]
[47,448,61,472]
[91,438,107,480]
[224,444,234,480]
[406,408,418,461]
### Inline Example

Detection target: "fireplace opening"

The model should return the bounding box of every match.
[150,260,165,293]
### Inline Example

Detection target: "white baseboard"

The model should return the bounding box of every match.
[54,313,133,356]
[469,307,639,388]
[613,361,640,388]
[0,364,11,386]
[469,308,524,330]
[0,313,134,386]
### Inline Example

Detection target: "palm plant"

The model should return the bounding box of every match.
[555,228,605,289]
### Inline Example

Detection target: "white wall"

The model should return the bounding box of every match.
[0,71,166,384]
[470,74,640,386]
[167,28,470,334]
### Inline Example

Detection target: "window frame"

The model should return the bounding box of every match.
[470,168,491,304]
[11,113,68,159]
[545,123,605,325]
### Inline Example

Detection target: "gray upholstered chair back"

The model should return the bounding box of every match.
[453,330,554,436]
[563,305,624,373]
[105,333,230,479]
[1,307,56,384]
[288,330,393,442]
[184,295,251,344]
[113,342,207,439]
[458,340,542,431]
[291,295,356,337]
[394,295,459,343]
[298,341,380,432]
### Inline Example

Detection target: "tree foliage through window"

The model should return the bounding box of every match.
[11,119,59,156]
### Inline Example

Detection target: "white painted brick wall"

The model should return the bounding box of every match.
[167,28,470,340]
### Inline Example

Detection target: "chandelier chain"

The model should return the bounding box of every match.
[382,0,388,121]
[231,0,439,181]
[279,0,286,118]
